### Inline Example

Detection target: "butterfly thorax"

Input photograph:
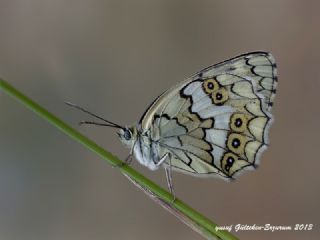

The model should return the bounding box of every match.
[118,125,164,170]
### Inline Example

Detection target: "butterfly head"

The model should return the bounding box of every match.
[118,126,138,148]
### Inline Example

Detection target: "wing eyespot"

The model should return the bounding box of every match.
[230,113,248,132]
[227,133,247,155]
[202,78,219,94]
[211,87,229,105]
[221,152,237,173]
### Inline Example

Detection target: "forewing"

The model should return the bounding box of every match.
[197,51,277,111]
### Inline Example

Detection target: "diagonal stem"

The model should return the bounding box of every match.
[0,79,239,240]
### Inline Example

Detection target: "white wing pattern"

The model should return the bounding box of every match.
[139,52,277,180]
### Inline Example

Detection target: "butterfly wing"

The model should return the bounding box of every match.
[140,52,277,179]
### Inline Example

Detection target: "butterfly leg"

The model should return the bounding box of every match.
[113,154,133,168]
[163,154,176,203]
[113,141,136,168]
[165,166,176,203]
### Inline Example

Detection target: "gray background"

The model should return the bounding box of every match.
[0,1,319,239]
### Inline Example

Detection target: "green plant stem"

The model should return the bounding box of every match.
[0,79,239,240]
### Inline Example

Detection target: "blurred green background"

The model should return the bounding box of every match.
[1,1,319,239]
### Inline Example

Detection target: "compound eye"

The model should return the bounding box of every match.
[123,129,132,140]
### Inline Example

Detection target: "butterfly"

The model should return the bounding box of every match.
[67,51,277,196]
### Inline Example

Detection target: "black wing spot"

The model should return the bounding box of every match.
[232,138,241,148]
[227,66,236,71]
[235,118,242,127]
[216,92,223,100]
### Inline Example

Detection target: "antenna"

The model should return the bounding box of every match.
[65,102,124,129]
